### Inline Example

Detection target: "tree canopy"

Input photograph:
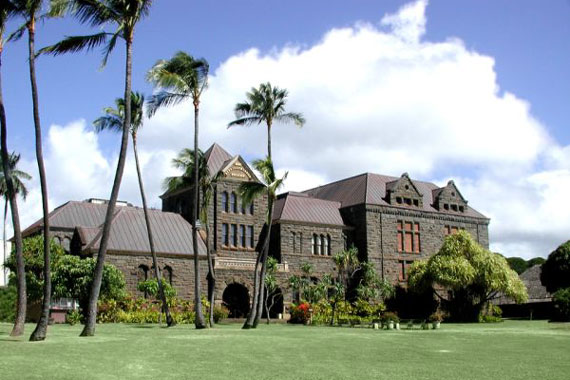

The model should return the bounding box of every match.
[408,230,527,321]
[540,240,570,293]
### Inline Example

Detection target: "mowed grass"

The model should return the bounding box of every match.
[1,320,569,380]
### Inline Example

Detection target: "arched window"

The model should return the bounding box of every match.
[320,235,325,256]
[138,265,149,298]
[230,192,237,213]
[316,234,321,255]
[249,203,254,215]
[292,232,296,253]
[54,236,62,246]
[62,237,71,253]
[326,235,331,256]
[221,192,228,212]
[311,234,316,255]
[163,266,173,285]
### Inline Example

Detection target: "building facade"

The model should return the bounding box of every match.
[22,143,489,319]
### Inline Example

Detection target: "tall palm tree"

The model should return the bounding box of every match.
[0,0,27,337]
[0,153,31,286]
[228,83,305,328]
[93,91,174,327]
[42,0,154,337]
[164,148,221,327]
[147,52,209,329]
[238,157,287,328]
[8,0,66,341]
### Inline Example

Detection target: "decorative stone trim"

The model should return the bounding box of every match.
[215,257,289,272]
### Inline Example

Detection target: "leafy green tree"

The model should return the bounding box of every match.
[408,230,528,322]
[5,235,65,303]
[540,241,570,293]
[9,0,66,340]
[333,247,361,300]
[43,0,153,337]
[263,256,279,324]
[228,83,304,328]
[93,91,174,327]
[238,157,287,328]
[163,148,221,326]
[147,52,209,329]
[527,257,546,267]
[506,257,528,275]
[137,279,176,300]
[355,262,393,303]
[52,255,126,318]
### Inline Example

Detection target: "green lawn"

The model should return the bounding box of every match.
[1,320,569,380]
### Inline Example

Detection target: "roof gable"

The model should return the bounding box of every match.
[220,155,260,182]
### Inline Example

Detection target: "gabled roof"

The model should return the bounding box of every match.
[204,142,233,177]
[273,192,345,227]
[303,173,488,219]
[23,200,206,256]
[497,264,551,305]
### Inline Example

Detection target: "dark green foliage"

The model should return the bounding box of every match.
[52,254,126,317]
[507,257,529,275]
[212,305,229,323]
[137,279,176,300]
[552,288,570,322]
[0,285,16,322]
[540,241,570,293]
[386,286,439,319]
[527,257,546,267]
[66,309,82,326]
[5,235,64,302]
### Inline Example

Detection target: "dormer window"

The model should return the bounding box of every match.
[444,204,449,210]
[451,204,458,212]
[459,206,464,213]
[396,197,402,204]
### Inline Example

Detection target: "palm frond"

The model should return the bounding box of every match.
[39,32,110,56]
[146,91,187,117]
[238,181,266,207]
[101,29,120,67]
[72,0,117,27]
[276,112,305,127]
[251,157,275,184]
[6,21,26,42]
[227,116,261,128]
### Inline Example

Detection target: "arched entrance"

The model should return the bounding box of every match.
[222,283,250,318]
[262,287,284,319]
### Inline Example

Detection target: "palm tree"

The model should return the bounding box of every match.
[42,0,154,337]
[228,83,304,328]
[228,82,305,159]
[163,148,221,327]
[238,157,287,328]
[0,0,27,337]
[8,0,67,341]
[93,91,174,327]
[147,52,209,329]
[0,153,31,285]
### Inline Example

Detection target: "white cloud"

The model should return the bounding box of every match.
[12,0,570,259]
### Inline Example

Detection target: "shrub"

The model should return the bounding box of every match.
[0,285,17,322]
[289,302,311,324]
[429,309,445,322]
[552,287,570,322]
[541,241,570,293]
[66,310,82,326]
[381,311,399,324]
[212,305,229,323]
[479,304,503,323]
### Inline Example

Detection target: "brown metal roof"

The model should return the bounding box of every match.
[273,192,345,227]
[24,200,205,256]
[203,142,233,177]
[303,172,488,219]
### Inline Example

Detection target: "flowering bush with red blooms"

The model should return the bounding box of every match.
[289,302,312,324]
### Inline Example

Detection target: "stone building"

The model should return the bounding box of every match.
[21,143,489,319]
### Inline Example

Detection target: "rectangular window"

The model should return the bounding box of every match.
[292,232,296,253]
[444,225,461,236]
[230,224,237,246]
[247,226,254,248]
[222,224,228,246]
[240,225,246,247]
[299,233,303,254]
[399,260,412,281]
[397,221,420,253]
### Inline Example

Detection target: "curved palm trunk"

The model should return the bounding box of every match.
[3,198,7,285]
[132,134,174,327]
[192,102,206,329]
[28,23,51,342]
[253,200,273,328]
[0,42,26,337]
[81,37,133,337]
[205,222,215,327]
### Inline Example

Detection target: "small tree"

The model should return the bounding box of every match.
[408,231,528,322]
[263,256,279,324]
[540,240,570,294]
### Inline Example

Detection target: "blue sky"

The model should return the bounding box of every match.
[2,0,570,258]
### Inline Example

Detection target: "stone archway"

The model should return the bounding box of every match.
[222,283,250,318]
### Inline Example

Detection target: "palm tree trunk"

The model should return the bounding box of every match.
[3,198,7,286]
[0,42,26,337]
[28,23,51,342]
[132,134,174,327]
[81,36,133,337]
[267,124,271,159]
[252,200,273,328]
[206,222,215,327]
[243,251,261,329]
[192,101,206,329]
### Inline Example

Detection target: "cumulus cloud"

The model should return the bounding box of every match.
[13,0,570,259]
